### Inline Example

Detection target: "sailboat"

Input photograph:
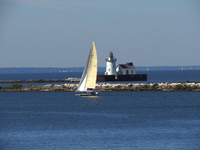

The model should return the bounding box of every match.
[76,42,98,96]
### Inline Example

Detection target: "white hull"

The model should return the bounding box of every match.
[76,90,98,96]
[76,42,98,96]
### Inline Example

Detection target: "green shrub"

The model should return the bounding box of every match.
[143,84,149,89]
[128,84,133,88]
[10,83,22,89]
[186,86,192,91]
[152,83,158,90]
[116,85,121,88]
[27,84,32,87]
[62,85,66,88]
[191,85,198,90]
[182,84,188,90]
[182,84,193,91]
[4,86,9,89]
[175,84,183,91]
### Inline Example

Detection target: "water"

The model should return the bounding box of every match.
[0,72,82,87]
[143,70,200,83]
[0,70,200,149]
[1,70,200,87]
[0,91,200,150]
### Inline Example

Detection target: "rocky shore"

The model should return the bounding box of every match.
[1,82,200,92]
[0,78,80,83]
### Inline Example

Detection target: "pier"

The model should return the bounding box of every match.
[0,78,80,83]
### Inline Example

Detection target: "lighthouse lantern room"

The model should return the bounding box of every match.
[105,52,117,75]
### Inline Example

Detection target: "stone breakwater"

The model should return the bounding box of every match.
[0,78,80,83]
[1,82,200,92]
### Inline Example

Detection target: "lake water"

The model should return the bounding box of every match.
[0,70,200,149]
[1,91,200,150]
[1,70,200,87]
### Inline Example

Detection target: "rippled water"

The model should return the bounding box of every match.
[1,91,200,150]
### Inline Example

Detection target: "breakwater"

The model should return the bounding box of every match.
[0,78,80,83]
[1,82,200,92]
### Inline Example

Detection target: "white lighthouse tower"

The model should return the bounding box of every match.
[105,52,117,75]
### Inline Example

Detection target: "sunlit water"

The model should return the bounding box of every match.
[1,91,200,150]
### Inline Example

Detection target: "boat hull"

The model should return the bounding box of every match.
[76,90,98,96]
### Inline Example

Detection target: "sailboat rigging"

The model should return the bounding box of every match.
[76,42,98,96]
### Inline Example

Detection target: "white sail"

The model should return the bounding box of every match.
[77,42,97,92]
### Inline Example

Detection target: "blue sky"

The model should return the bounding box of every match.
[0,0,200,67]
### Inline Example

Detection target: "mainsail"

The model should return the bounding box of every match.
[77,42,97,91]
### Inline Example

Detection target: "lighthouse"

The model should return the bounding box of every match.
[96,51,147,82]
[105,52,117,75]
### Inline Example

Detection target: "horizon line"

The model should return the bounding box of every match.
[0,65,200,68]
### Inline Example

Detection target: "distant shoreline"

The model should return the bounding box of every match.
[0,66,200,73]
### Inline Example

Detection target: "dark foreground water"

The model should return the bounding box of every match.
[0,91,200,150]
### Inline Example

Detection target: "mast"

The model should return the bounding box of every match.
[86,42,97,89]
[77,42,97,91]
